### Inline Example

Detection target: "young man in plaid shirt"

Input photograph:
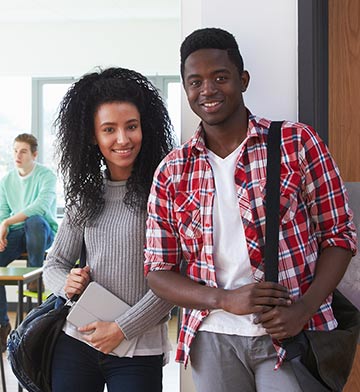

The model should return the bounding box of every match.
[145,28,357,392]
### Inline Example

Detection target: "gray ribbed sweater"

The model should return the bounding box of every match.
[43,179,173,345]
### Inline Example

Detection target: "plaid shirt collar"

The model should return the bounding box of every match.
[189,111,272,154]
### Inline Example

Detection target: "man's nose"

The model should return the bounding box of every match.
[201,79,217,95]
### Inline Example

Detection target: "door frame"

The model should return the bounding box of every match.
[298,0,328,144]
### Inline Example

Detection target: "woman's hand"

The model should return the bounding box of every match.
[78,321,125,354]
[64,265,91,299]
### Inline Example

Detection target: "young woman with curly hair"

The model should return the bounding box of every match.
[43,67,176,392]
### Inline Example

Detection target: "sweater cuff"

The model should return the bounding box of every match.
[115,294,173,340]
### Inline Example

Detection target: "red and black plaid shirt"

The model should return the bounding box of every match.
[145,113,357,366]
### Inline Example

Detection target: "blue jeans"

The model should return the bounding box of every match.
[52,332,163,392]
[0,216,54,325]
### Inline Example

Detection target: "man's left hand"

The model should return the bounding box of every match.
[254,299,311,340]
[0,221,9,252]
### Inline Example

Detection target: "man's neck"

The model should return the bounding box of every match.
[203,113,248,159]
[18,162,36,177]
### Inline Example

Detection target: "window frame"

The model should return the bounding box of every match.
[298,0,328,144]
[31,75,180,216]
[31,77,75,163]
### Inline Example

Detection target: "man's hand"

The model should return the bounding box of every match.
[254,298,311,340]
[0,221,9,252]
[78,321,125,354]
[0,213,28,252]
[147,270,292,315]
[220,282,292,315]
[255,247,354,340]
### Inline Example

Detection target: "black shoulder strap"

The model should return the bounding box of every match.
[79,237,86,268]
[71,237,87,302]
[264,121,283,283]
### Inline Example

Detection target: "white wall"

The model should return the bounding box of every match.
[180,0,203,143]
[181,0,298,142]
[0,19,180,77]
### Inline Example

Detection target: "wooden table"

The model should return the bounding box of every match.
[0,267,44,325]
[0,267,44,392]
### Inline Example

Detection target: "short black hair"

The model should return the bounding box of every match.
[180,27,244,79]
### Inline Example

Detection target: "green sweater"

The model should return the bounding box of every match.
[0,163,58,234]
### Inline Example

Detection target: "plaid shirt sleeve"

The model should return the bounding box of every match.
[145,158,182,274]
[275,123,357,315]
[298,124,356,254]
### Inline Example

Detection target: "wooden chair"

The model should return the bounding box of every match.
[22,289,51,312]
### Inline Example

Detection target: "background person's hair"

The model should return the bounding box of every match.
[55,67,176,226]
[14,133,38,154]
[180,27,244,79]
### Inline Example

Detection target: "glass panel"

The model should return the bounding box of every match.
[167,82,181,144]
[42,83,72,210]
[0,77,32,177]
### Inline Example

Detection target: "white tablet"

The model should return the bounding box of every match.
[66,281,138,356]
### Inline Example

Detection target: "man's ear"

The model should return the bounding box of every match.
[32,151,38,160]
[240,70,250,93]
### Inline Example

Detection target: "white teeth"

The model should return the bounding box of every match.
[113,149,131,154]
[203,102,219,107]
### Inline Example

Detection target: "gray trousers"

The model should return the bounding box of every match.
[189,332,302,392]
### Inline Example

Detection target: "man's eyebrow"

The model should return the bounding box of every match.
[186,68,231,79]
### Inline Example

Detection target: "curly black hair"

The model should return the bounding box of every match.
[55,67,176,226]
[180,27,244,79]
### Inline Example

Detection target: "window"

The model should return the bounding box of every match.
[0,75,180,216]
[148,76,181,144]
[0,77,32,176]
[32,78,74,214]
[167,81,181,144]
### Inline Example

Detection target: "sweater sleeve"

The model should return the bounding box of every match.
[0,179,11,223]
[115,289,174,340]
[22,169,57,218]
[43,213,84,298]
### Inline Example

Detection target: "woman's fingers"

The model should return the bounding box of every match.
[65,266,91,297]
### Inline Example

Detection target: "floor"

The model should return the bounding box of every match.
[1,311,180,392]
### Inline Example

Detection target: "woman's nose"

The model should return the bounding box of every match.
[116,130,129,144]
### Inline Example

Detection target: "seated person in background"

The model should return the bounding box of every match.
[0,133,58,350]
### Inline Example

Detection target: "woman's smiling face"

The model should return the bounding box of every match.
[94,101,142,181]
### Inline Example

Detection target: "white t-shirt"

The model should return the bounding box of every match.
[199,143,266,336]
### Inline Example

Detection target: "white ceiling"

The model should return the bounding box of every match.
[0,0,180,22]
